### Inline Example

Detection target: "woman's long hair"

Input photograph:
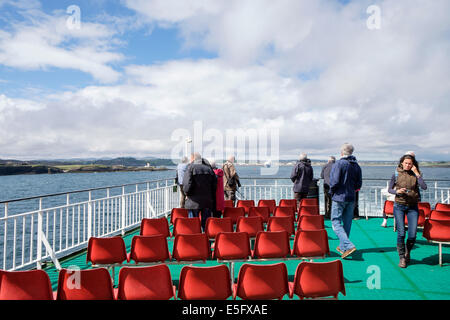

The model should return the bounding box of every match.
[398,155,421,174]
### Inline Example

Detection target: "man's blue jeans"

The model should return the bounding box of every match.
[393,203,418,244]
[331,201,356,252]
[188,208,211,232]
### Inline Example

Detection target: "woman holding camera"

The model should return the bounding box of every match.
[388,154,427,268]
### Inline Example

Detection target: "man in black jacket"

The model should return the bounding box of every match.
[182,152,217,231]
[321,156,336,219]
[290,153,314,207]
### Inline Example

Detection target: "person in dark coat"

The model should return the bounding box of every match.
[320,156,335,219]
[329,143,362,259]
[182,152,217,231]
[290,153,314,207]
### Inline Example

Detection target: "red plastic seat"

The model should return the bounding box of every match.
[274,206,296,221]
[172,217,202,237]
[86,236,127,265]
[234,263,289,300]
[383,200,394,216]
[224,200,234,208]
[117,265,175,300]
[236,216,264,238]
[170,208,189,225]
[279,199,297,211]
[56,268,114,300]
[248,206,270,223]
[298,205,320,217]
[253,231,291,259]
[128,235,171,263]
[297,215,325,231]
[213,232,251,261]
[405,209,426,227]
[140,218,170,238]
[258,199,276,215]
[0,269,53,300]
[435,203,450,212]
[267,216,295,235]
[205,217,233,240]
[289,260,346,299]
[223,207,246,225]
[237,200,255,215]
[418,202,431,219]
[172,233,211,262]
[300,198,319,207]
[292,229,330,258]
[423,219,450,242]
[430,210,450,221]
[178,265,232,300]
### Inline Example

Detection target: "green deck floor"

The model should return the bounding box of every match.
[44,217,450,300]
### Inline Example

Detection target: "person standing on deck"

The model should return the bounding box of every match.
[388,154,427,268]
[209,159,225,218]
[176,156,189,208]
[183,152,217,231]
[290,153,314,208]
[223,156,241,206]
[329,143,362,259]
[321,156,336,220]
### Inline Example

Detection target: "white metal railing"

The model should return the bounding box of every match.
[1,177,449,271]
[0,179,178,271]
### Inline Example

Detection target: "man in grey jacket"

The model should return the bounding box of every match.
[321,156,336,219]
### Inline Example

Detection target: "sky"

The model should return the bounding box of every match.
[0,0,449,162]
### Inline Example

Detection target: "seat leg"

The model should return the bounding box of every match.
[439,243,442,267]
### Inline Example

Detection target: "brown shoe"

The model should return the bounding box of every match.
[336,246,344,255]
[399,257,407,268]
[341,247,356,259]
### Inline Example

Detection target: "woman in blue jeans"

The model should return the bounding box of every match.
[388,154,427,268]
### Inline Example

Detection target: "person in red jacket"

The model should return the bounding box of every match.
[209,159,225,218]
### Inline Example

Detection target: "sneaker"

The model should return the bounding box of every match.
[336,246,344,255]
[381,219,387,228]
[341,247,357,259]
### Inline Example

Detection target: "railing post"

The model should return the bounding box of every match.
[37,198,43,270]
[121,186,126,236]
[87,191,92,240]
[146,183,150,218]
[435,182,438,202]
[3,203,8,270]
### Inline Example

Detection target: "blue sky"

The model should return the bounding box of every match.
[0,0,449,161]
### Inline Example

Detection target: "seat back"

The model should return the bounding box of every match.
[235,263,289,300]
[213,232,251,260]
[173,217,202,236]
[292,260,345,299]
[248,206,270,223]
[297,215,325,231]
[430,210,450,221]
[383,200,394,216]
[253,231,290,259]
[129,235,170,263]
[267,216,294,235]
[274,206,296,220]
[0,269,53,300]
[170,208,189,225]
[205,217,233,239]
[172,233,211,262]
[292,229,330,258]
[236,216,264,238]
[418,202,431,218]
[423,219,450,242]
[118,265,175,300]
[237,200,255,215]
[57,268,114,300]
[279,199,297,211]
[298,205,320,217]
[178,265,232,300]
[300,198,319,207]
[435,203,450,212]
[258,199,276,214]
[140,218,170,237]
[224,200,234,208]
[86,236,127,265]
[223,207,246,225]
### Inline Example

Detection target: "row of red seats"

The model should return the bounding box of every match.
[158,214,324,240]
[88,228,330,266]
[0,260,345,300]
[383,201,450,222]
